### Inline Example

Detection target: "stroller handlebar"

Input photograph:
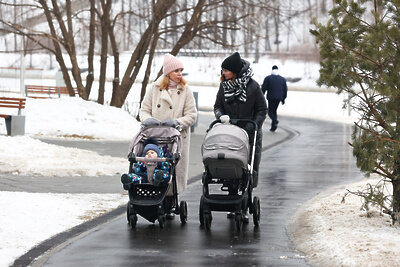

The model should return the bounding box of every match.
[134,157,169,162]
[208,118,258,132]
[129,153,180,164]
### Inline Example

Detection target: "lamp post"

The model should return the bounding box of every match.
[20,35,25,96]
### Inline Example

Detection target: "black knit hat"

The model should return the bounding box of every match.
[272,65,278,70]
[221,52,243,74]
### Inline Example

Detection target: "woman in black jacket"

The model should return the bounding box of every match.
[214,52,267,190]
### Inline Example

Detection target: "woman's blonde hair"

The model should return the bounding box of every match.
[160,75,187,90]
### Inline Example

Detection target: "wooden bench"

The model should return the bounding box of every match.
[25,85,78,98]
[0,97,26,136]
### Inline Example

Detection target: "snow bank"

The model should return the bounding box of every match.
[0,191,126,267]
[0,136,126,176]
[288,177,400,267]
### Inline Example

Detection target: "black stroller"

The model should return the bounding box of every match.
[199,118,261,231]
[124,125,187,229]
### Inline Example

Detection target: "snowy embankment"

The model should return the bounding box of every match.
[288,176,399,266]
[1,192,127,267]
[0,97,139,266]
[0,97,139,176]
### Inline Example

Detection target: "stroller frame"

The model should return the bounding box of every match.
[199,119,261,231]
[125,125,188,229]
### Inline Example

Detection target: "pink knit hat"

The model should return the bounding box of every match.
[163,53,184,75]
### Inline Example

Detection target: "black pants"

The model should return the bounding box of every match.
[267,99,280,125]
[235,122,263,188]
[227,128,262,193]
[248,129,262,188]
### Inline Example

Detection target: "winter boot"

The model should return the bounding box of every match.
[121,174,132,190]
[153,170,164,187]
[270,120,279,132]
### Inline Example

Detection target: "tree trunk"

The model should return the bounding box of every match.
[273,4,280,52]
[48,0,87,97]
[127,0,133,50]
[392,177,400,226]
[222,0,228,45]
[321,0,327,14]
[50,1,81,96]
[39,0,76,95]
[13,0,17,51]
[137,33,160,121]
[265,17,271,51]
[109,11,122,110]
[84,0,96,100]
[98,0,112,105]
[286,0,292,51]
[243,1,248,57]
[170,5,177,44]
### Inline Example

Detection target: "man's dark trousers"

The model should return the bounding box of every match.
[268,99,280,126]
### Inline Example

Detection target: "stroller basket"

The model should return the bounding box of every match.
[129,183,169,205]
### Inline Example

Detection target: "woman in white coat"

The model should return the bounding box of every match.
[139,54,197,218]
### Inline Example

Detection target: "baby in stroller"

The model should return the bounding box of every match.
[121,125,188,229]
[121,138,171,188]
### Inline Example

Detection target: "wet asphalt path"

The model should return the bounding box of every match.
[30,115,363,267]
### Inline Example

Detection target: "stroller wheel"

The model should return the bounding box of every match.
[158,214,166,229]
[129,214,137,229]
[253,196,261,227]
[204,213,212,230]
[179,201,188,224]
[199,197,204,225]
[235,213,243,232]
[126,201,130,223]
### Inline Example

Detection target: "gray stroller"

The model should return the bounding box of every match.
[124,125,187,229]
[199,118,261,231]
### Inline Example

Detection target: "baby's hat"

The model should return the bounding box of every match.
[143,137,160,156]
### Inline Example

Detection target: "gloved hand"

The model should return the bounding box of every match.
[244,122,255,133]
[141,118,161,127]
[219,115,230,124]
[162,119,180,128]
[281,99,285,105]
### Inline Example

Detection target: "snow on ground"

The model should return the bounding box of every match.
[0,192,127,267]
[25,97,140,140]
[0,98,139,177]
[288,177,400,266]
[0,98,137,266]
[0,135,126,176]
[0,54,398,266]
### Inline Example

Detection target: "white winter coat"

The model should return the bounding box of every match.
[139,77,197,193]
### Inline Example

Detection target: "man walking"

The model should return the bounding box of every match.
[261,65,287,132]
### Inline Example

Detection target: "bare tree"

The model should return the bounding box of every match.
[98,0,111,104]
[0,0,331,110]
[110,0,178,107]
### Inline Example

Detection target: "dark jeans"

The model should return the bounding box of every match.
[267,99,280,125]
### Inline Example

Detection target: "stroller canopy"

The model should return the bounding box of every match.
[202,123,249,179]
[128,126,182,158]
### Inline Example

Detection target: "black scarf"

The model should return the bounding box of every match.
[222,67,253,103]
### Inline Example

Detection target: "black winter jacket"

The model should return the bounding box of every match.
[261,74,288,101]
[214,60,267,130]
